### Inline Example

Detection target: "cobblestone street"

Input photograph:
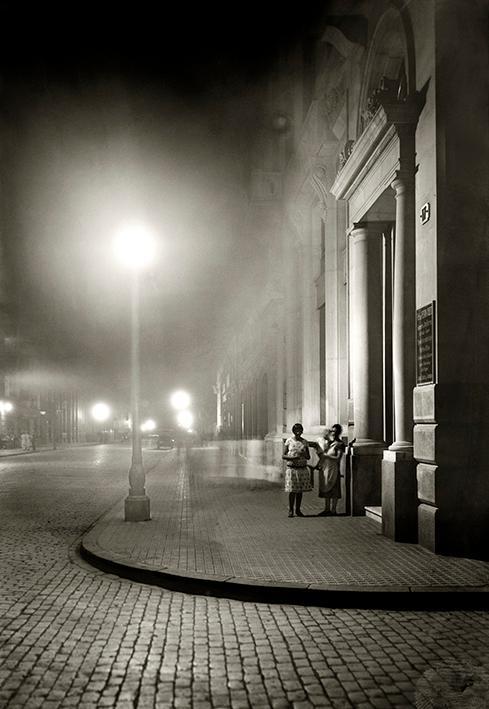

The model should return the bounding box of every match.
[1,445,489,708]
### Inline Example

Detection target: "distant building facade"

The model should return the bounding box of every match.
[0,371,124,447]
[215,0,489,559]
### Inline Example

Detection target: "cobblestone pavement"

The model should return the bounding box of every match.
[1,445,489,708]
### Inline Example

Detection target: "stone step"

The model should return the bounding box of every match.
[365,506,382,523]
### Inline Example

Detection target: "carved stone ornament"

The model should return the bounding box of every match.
[361,73,408,132]
[309,164,330,211]
[324,87,341,118]
[338,140,355,171]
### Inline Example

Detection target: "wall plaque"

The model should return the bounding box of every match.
[416,301,436,385]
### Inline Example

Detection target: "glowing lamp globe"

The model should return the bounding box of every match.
[91,402,111,422]
[113,224,157,270]
[177,410,193,429]
[170,390,191,411]
[141,418,156,432]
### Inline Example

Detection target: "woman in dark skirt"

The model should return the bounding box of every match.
[316,424,345,516]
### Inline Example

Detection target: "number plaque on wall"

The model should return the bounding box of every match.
[416,301,436,385]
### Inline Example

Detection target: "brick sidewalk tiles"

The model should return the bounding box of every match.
[82,446,489,596]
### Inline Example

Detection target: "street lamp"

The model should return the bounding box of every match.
[113,223,156,522]
[0,400,13,439]
[0,400,13,415]
[91,402,111,422]
[141,418,156,432]
[170,390,191,411]
[91,401,112,444]
[177,410,194,430]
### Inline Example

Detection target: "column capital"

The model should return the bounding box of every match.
[352,221,368,230]
[349,221,389,240]
[349,222,369,240]
[379,96,422,130]
[391,170,415,195]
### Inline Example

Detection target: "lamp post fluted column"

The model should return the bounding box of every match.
[125,270,150,521]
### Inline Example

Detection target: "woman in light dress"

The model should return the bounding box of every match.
[316,424,345,516]
[282,423,311,517]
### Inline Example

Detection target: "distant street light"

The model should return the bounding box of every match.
[0,400,13,415]
[141,418,156,432]
[0,400,13,437]
[91,402,111,422]
[170,390,191,411]
[113,223,156,522]
[177,410,194,430]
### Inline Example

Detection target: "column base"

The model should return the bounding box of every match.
[418,503,439,552]
[382,450,417,543]
[388,441,413,452]
[124,495,151,522]
[350,441,384,515]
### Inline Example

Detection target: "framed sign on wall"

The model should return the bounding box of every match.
[416,301,436,385]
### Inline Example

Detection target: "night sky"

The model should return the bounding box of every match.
[0,1,324,419]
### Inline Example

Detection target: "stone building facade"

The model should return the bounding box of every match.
[216,0,489,559]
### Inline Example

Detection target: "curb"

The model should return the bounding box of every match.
[79,537,489,610]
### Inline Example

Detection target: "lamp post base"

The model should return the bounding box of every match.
[124,495,151,522]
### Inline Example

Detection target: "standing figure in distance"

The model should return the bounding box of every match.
[317,423,345,516]
[282,423,311,517]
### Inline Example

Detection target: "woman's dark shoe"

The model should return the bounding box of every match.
[288,511,294,517]
[295,510,305,517]
[317,510,331,516]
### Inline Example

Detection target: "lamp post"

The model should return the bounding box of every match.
[170,390,191,411]
[91,402,111,443]
[113,224,156,522]
[170,390,193,449]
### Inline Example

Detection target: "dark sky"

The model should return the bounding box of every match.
[0,1,324,418]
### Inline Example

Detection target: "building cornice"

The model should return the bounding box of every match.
[331,97,421,201]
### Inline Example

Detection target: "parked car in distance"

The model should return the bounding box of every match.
[156,431,175,449]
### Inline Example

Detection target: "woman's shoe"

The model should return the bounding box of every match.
[317,510,331,516]
[288,511,294,517]
[295,510,305,517]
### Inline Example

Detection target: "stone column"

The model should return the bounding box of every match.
[301,214,316,430]
[284,244,295,430]
[390,172,416,449]
[382,171,417,541]
[349,222,385,514]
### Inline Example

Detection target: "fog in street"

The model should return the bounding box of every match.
[0,1,323,413]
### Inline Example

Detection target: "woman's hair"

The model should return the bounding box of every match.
[292,422,303,435]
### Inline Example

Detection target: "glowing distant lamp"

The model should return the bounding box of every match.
[113,224,156,271]
[141,418,156,432]
[170,390,191,411]
[0,401,13,414]
[91,402,111,422]
[0,400,13,438]
[177,410,193,429]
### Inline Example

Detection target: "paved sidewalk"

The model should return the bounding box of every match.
[82,446,489,605]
